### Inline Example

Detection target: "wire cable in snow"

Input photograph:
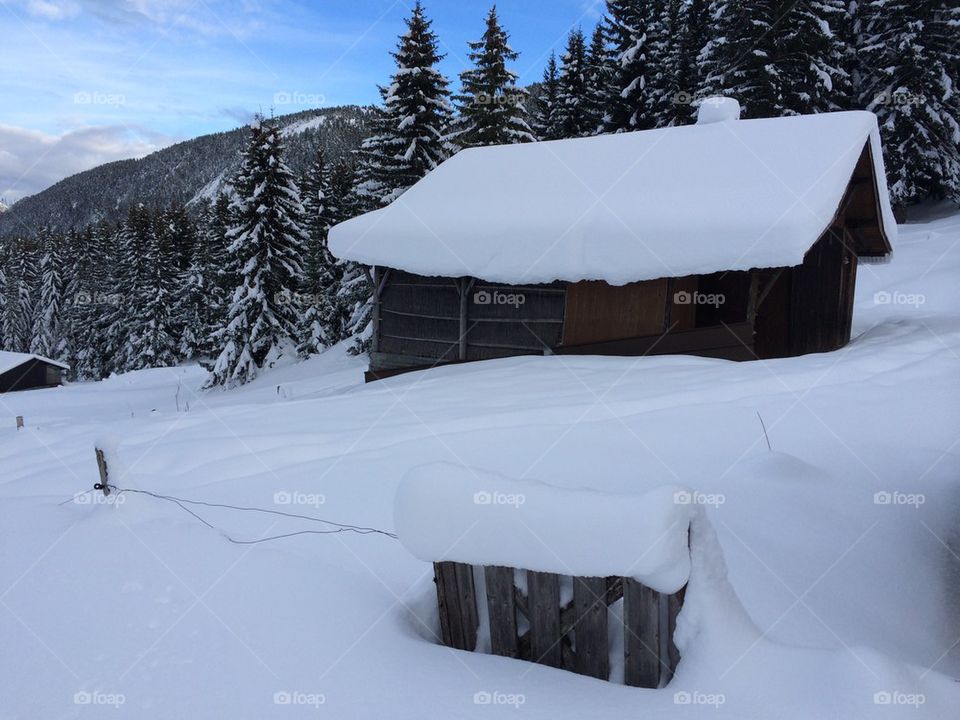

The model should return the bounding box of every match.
[62,484,398,543]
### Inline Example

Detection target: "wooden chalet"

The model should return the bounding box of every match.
[329,101,896,381]
[0,352,68,392]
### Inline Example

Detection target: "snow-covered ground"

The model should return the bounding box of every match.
[2,212,960,718]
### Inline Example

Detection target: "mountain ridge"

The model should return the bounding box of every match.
[0,105,374,239]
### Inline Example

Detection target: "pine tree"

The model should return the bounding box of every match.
[69,221,117,379]
[857,0,960,206]
[698,0,782,118]
[29,229,66,360]
[2,239,36,353]
[603,0,660,132]
[326,160,360,345]
[297,148,338,358]
[779,1,851,116]
[532,52,563,140]
[668,0,708,124]
[449,5,536,147]
[206,118,307,388]
[352,1,453,209]
[646,0,686,127]
[555,28,591,137]
[583,25,614,135]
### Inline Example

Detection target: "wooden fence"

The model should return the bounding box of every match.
[433,561,684,688]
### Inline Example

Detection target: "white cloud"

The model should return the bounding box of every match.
[0,124,175,203]
[24,0,79,20]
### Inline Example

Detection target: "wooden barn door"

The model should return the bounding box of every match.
[562,278,697,347]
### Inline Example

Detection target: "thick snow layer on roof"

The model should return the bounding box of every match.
[0,351,68,375]
[395,463,695,593]
[330,111,896,285]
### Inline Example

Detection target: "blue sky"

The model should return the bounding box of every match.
[0,0,604,203]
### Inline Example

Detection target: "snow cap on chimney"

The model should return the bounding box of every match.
[696,97,742,125]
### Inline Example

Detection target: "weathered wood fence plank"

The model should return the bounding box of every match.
[623,579,662,688]
[572,576,609,680]
[434,561,478,651]
[527,571,562,668]
[484,565,519,658]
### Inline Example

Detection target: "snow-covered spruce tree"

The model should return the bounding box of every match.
[646,0,689,127]
[555,28,592,138]
[532,51,563,140]
[296,148,338,358]
[128,207,179,370]
[698,0,782,118]
[583,25,614,136]
[352,1,454,210]
[857,0,960,206]
[205,118,306,388]
[603,0,658,132]
[324,159,359,345]
[666,0,708,125]
[103,205,151,373]
[173,202,221,360]
[778,1,851,115]
[2,238,35,353]
[29,229,66,360]
[449,5,536,147]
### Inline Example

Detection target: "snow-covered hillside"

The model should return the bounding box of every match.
[1,212,959,718]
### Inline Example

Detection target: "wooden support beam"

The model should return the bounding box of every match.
[434,562,479,651]
[457,278,476,361]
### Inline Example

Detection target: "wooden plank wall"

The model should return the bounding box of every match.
[372,270,565,371]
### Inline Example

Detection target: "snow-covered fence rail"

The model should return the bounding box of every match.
[395,465,695,687]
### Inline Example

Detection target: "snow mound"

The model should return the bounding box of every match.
[697,96,742,124]
[395,463,696,592]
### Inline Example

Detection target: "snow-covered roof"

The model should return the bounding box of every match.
[0,351,69,375]
[330,110,896,285]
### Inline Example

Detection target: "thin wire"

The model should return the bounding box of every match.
[60,485,398,543]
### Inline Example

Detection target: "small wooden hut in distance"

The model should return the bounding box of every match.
[329,99,896,381]
[0,352,68,392]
